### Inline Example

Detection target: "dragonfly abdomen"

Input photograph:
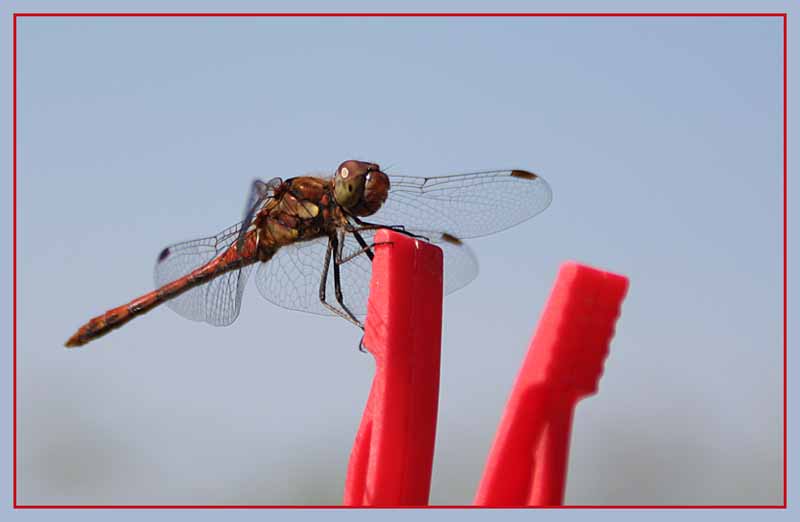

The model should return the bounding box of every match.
[65,233,261,347]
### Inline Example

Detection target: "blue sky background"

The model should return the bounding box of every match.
[4,2,789,508]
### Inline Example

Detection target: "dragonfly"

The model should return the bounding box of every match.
[65,160,552,348]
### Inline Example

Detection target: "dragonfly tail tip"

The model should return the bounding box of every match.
[64,334,83,348]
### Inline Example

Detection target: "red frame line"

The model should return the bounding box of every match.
[782,13,788,511]
[12,11,788,509]
[9,12,788,17]
[12,9,18,512]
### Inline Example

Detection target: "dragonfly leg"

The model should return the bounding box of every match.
[337,231,393,265]
[338,242,384,265]
[349,229,374,262]
[333,232,365,330]
[350,217,430,242]
[318,235,364,330]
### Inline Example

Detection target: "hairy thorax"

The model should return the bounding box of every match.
[254,176,345,261]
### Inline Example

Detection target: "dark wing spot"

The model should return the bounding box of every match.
[441,232,462,245]
[511,170,537,180]
[157,247,171,262]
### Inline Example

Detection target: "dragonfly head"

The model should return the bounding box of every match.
[333,160,390,217]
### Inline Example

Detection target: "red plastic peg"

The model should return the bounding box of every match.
[343,229,444,506]
[474,261,629,506]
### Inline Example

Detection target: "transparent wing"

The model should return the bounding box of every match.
[202,265,254,326]
[254,229,478,317]
[372,170,552,239]
[153,178,278,326]
[154,221,253,325]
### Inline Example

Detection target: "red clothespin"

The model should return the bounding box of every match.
[474,261,629,506]
[343,229,444,506]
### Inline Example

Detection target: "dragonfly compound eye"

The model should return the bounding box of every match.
[334,166,366,210]
[355,169,390,216]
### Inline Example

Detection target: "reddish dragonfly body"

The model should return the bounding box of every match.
[66,160,551,347]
